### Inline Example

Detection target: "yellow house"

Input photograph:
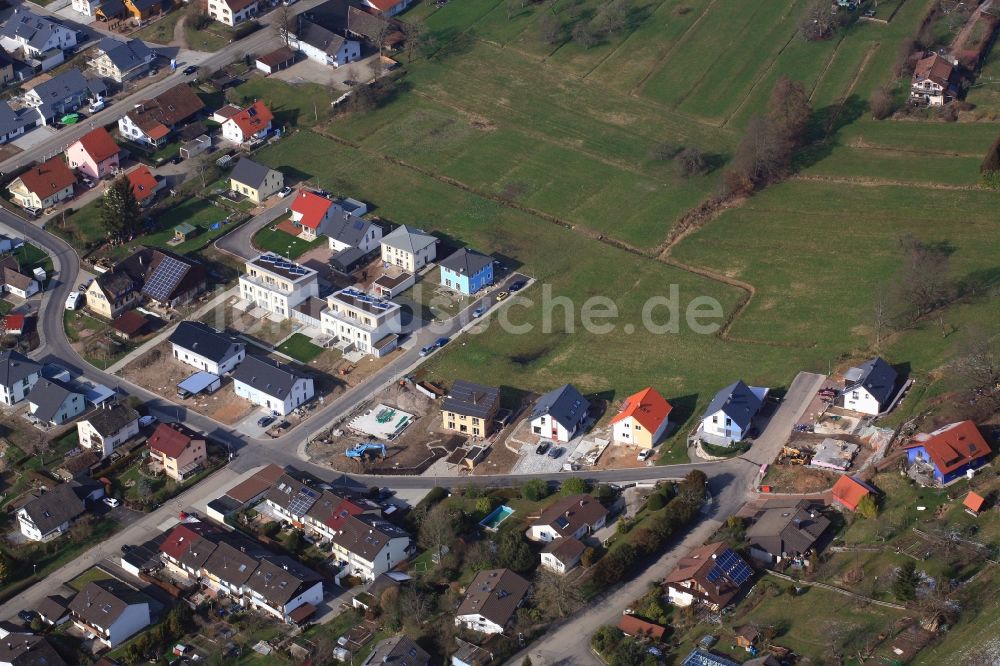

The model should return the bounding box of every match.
[148,422,206,481]
[7,157,76,211]
[229,158,284,204]
[610,387,672,449]
[440,380,500,439]
[85,270,138,320]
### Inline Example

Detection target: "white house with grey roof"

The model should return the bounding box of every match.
[68,580,151,648]
[529,383,590,442]
[23,68,106,118]
[381,225,438,272]
[290,18,360,67]
[168,320,246,375]
[229,158,284,204]
[232,355,314,415]
[27,378,86,426]
[841,356,898,416]
[16,481,97,541]
[321,287,402,357]
[0,101,36,146]
[240,254,319,319]
[364,635,430,666]
[0,10,77,59]
[330,513,411,582]
[89,38,154,83]
[697,379,768,446]
[77,403,140,458]
[454,568,530,635]
[0,350,40,406]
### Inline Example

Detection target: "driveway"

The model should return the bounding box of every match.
[12,126,58,152]
[273,53,383,90]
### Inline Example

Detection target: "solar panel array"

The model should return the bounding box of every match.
[287,487,320,516]
[143,255,188,302]
[341,287,392,312]
[258,253,310,277]
[706,548,753,586]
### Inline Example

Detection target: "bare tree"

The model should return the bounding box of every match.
[533,570,583,619]
[274,5,294,46]
[398,587,430,622]
[726,114,789,192]
[768,75,811,147]
[417,502,456,562]
[538,13,561,44]
[891,234,954,320]
[571,21,598,48]
[870,85,894,120]
[950,325,1000,404]
[872,288,892,351]
[800,0,837,41]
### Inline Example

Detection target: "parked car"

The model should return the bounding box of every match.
[103,497,120,508]
[257,415,275,428]
[434,336,450,349]
[120,544,132,554]
[65,292,83,310]
[535,441,551,455]
[88,99,105,113]
[509,280,526,292]
[637,449,653,462]
[472,305,486,317]
[277,186,293,198]
[183,65,198,75]
[419,345,434,357]
[77,279,92,291]
[17,610,36,624]
[139,415,157,427]
[547,446,563,459]
[495,291,509,301]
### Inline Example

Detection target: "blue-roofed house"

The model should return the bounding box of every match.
[529,384,590,442]
[841,356,898,415]
[697,380,768,447]
[439,248,494,295]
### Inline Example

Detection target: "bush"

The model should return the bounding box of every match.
[474,496,494,515]
[422,486,449,508]
[560,477,588,496]
[646,492,666,511]
[261,521,281,538]
[674,147,709,177]
[581,546,597,567]
[521,479,551,502]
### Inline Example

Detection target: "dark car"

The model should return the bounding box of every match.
[509,280,526,292]
[257,415,275,428]
[182,65,198,75]
[435,336,450,348]
[419,345,434,357]
[120,544,132,554]
[535,441,551,455]
[17,610,36,624]
[547,446,563,459]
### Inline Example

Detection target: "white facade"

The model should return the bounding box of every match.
[72,0,102,17]
[333,536,409,582]
[1,16,77,58]
[454,613,504,636]
[233,375,314,416]
[207,0,257,26]
[5,278,40,299]
[16,508,68,542]
[79,603,150,648]
[843,387,881,415]
[171,343,244,375]
[249,580,323,622]
[665,584,697,607]
[239,255,319,319]
[700,408,747,443]
[540,552,573,574]
[328,218,383,254]
[0,369,38,406]
[293,36,361,67]
[381,238,436,272]
[77,417,140,458]
[529,414,575,443]
[321,288,402,356]
[362,0,412,17]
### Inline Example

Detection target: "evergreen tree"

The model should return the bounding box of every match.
[893,560,919,601]
[102,175,141,244]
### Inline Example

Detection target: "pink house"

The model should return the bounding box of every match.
[66,127,120,180]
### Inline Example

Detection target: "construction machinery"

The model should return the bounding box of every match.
[345,443,387,459]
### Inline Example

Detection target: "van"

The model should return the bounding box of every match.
[65,292,83,310]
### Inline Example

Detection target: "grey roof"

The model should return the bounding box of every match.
[439,247,492,277]
[701,380,762,430]
[330,513,409,561]
[230,158,275,190]
[246,556,323,607]
[202,540,259,587]
[28,379,83,423]
[82,403,138,436]
[455,568,530,628]
[327,212,376,247]
[0,101,33,137]
[0,634,68,666]
[530,383,589,429]
[232,355,306,400]
[35,594,70,622]
[0,350,40,388]
[69,580,149,630]
[680,649,741,666]
[296,18,347,55]
[381,225,436,254]
[19,482,86,535]
[845,356,898,406]
[96,37,152,73]
[363,635,430,666]
[746,500,831,558]
[168,321,244,364]
[0,9,71,51]
[266,473,319,514]
[442,380,500,419]
[28,69,105,106]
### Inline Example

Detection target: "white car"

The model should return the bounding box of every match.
[139,415,157,427]
[637,449,654,462]
[88,99,105,113]
[65,292,83,310]
[277,186,293,198]
[103,497,120,508]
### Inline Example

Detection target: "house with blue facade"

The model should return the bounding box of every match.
[904,420,991,486]
[439,248,494,295]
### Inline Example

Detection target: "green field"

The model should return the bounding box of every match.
[251,224,326,258]
[276,333,324,363]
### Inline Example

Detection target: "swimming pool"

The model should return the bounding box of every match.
[479,505,515,531]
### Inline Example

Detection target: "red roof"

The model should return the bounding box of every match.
[17,157,75,196]
[831,476,873,511]
[365,0,403,12]
[290,191,333,230]
[111,310,149,337]
[160,522,218,560]
[148,422,199,459]
[228,101,273,139]
[965,492,986,513]
[617,614,666,639]
[3,313,24,333]
[75,127,119,163]
[905,421,991,475]
[127,165,158,202]
[610,387,672,432]
[324,498,364,530]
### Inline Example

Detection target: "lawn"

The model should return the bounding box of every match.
[132,9,184,45]
[276,333,323,363]
[251,224,326,258]
[52,196,107,247]
[10,242,52,279]
[185,22,232,52]
[67,566,116,592]
[63,310,107,343]
[234,78,332,129]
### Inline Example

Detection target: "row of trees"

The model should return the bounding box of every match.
[538,0,635,48]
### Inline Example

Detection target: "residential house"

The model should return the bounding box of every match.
[526,494,608,543]
[111,310,151,340]
[16,481,97,541]
[117,246,207,307]
[159,521,224,578]
[0,10,77,59]
[264,473,322,523]
[364,636,430,666]
[122,0,163,21]
[452,638,494,666]
[664,542,753,611]
[380,225,437,272]
[304,493,365,541]
[618,614,666,640]
[0,257,40,298]
[27,378,86,426]
[232,355,315,415]
[965,492,986,517]
[0,101,36,146]
[539,536,585,574]
[89,37,154,83]
[841,356,898,416]
[85,270,138,319]
[24,69,106,117]
[3,313,24,336]
[910,53,957,106]
[745,500,830,565]
[529,383,589,443]
[68,580,151,648]
[441,380,500,438]
[76,403,140,458]
[72,0,103,18]
[118,84,205,146]
[168,320,245,375]
[7,156,75,211]
[229,158,284,204]
[148,422,207,481]
[290,191,351,241]
[0,350,41,405]
[330,513,411,582]
[208,0,258,26]
[223,463,286,508]
[220,100,273,145]
[698,379,768,446]
[321,287,402,357]
[239,253,319,319]
[245,556,324,623]
[327,211,382,270]
[66,127,120,180]
[610,386,672,448]
[0,634,67,666]
[904,420,991,486]
[831,475,877,512]
[0,52,12,86]
[439,247,494,295]
[361,0,413,18]
[35,595,71,626]
[454,568,530,635]
[126,165,163,206]
[291,18,361,67]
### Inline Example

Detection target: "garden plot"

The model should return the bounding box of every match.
[348,404,414,440]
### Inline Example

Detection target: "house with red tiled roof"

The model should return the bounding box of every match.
[618,613,666,640]
[65,127,119,179]
[831,475,877,512]
[148,422,206,481]
[3,313,24,335]
[904,420,991,486]
[207,0,258,27]
[8,157,76,210]
[126,165,162,206]
[118,83,205,147]
[362,0,412,18]
[910,52,958,106]
[290,190,336,240]
[221,100,273,145]
[610,386,672,449]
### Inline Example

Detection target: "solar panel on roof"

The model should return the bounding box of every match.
[143,255,188,302]
[706,548,753,587]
